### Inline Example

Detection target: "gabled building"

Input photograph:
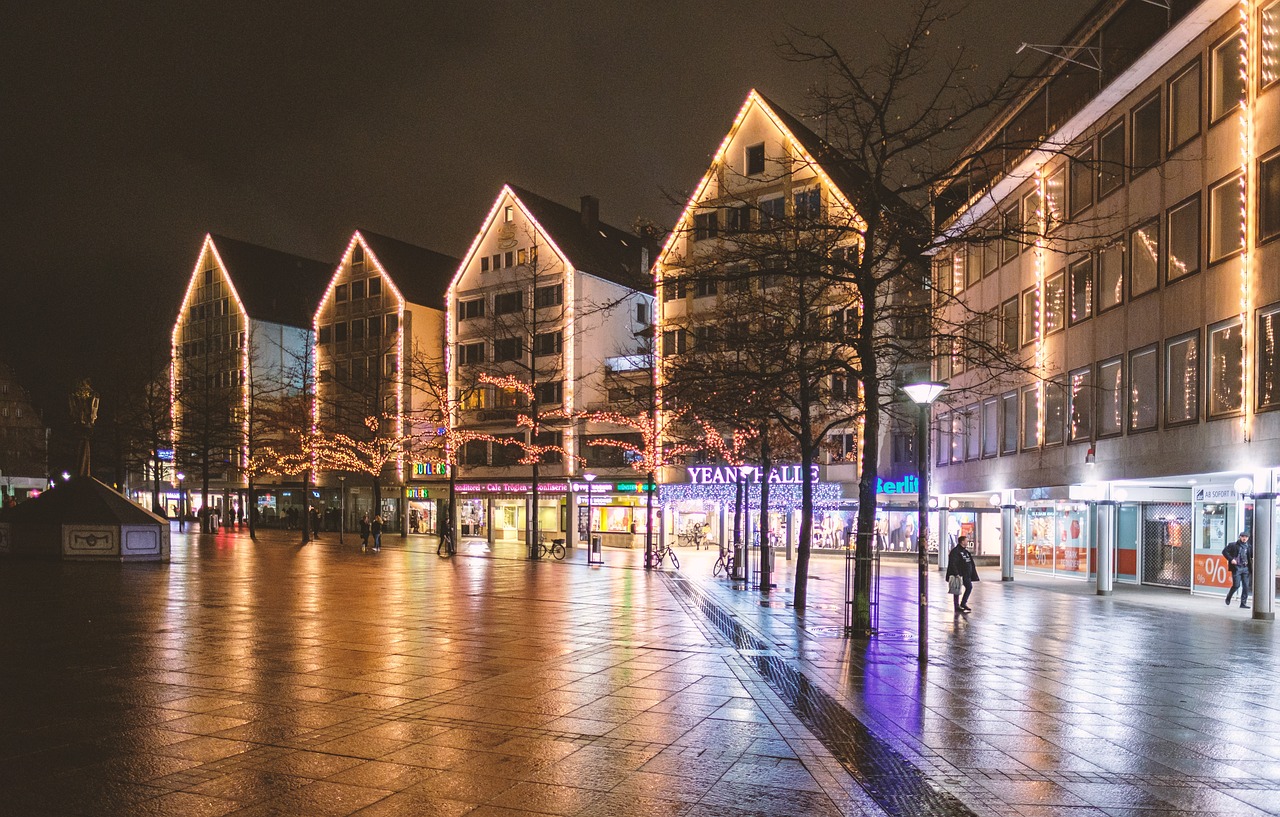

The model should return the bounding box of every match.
[313,230,459,534]
[171,234,330,528]
[0,360,47,504]
[448,185,654,548]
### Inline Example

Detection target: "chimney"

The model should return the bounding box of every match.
[580,195,599,230]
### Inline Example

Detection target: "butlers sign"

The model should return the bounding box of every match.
[683,465,821,485]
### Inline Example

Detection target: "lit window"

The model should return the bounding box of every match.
[1098,243,1124,312]
[1167,195,1201,282]
[1129,221,1159,298]
[1020,384,1040,450]
[1208,318,1244,417]
[1260,152,1280,244]
[1097,357,1124,437]
[505,205,514,223]
[1044,270,1066,335]
[1264,1,1279,88]
[1069,256,1093,325]
[518,249,527,265]
[1259,307,1280,409]
[1209,173,1245,262]
[1211,34,1244,121]
[1169,61,1201,150]
[1069,366,1094,443]
[1044,167,1066,232]
[1129,345,1158,432]
[1166,331,1200,425]
[1000,392,1018,454]
[1044,378,1066,446]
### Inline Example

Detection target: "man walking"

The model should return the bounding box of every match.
[946,535,980,613]
[1224,531,1253,609]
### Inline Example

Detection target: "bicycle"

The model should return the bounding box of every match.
[713,547,736,577]
[536,533,566,560]
[648,543,679,570]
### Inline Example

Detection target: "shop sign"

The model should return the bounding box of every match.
[406,487,432,499]
[685,465,820,485]
[454,482,574,494]
[1193,485,1240,502]
[875,475,919,494]
[569,482,612,494]
[615,482,655,493]
[413,462,449,477]
[155,448,175,462]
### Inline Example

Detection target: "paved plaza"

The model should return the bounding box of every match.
[0,530,1277,816]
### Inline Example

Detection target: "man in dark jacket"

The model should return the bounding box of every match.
[946,535,980,613]
[1224,532,1252,608]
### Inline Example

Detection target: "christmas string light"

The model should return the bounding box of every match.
[1238,0,1256,440]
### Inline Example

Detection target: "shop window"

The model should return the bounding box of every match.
[1209,173,1246,262]
[1261,151,1280,244]
[1097,120,1126,198]
[936,411,950,467]
[1021,287,1038,346]
[1044,378,1066,446]
[1070,147,1094,217]
[1168,60,1201,151]
[1131,93,1161,173]
[1000,296,1019,350]
[1069,366,1094,443]
[1097,357,1124,437]
[1129,220,1159,299]
[1001,392,1019,454]
[1098,243,1124,312]
[981,398,998,457]
[1209,318,1244,417]
[1166,331,1200,424]
[1129,345,1159,432]
[1260,307,1280,409]
[1069,256,1093,324]
[1211,33,1244,122]
[1020,384,1040,450]
[1166,195,1201,282]
[1044,270,1066,335]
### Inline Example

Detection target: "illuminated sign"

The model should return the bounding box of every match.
[685,465,820,485]
[615,482,655,493]
[407,487,432,499]
[876,475,920,495]
[413,462,449,477]
[156,448,175,462]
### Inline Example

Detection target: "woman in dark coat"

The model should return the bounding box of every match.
[946,535,980,612]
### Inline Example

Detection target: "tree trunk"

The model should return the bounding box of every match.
[795,443,815,611]
[302,469,312,543]
[448,461,458,554]
[852,375,882,633]
[247,478,257,540]
[152,453,163,515]
[758,426,772,594]
[733,473,744,580]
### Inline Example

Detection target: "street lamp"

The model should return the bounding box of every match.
[338,474,346,545]
[904,379,946,666]
[584,473,601,565]
[176,472,186,532]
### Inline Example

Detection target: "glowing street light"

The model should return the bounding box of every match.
[905,379,946,665]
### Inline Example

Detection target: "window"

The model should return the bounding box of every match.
[368,278,382,297]
[1260,307,1280,410]
[493,336,523,362]
[459,342,485,365]
[1001,203,1020,263]
[933,258,953,296]
[351,280,365,299]
[1211,34,1245,122]
[1069,366,1094,443]
[1209,318,1244,416]
[505,251,514,267]
[725,205,751,233]
[662,328,687,356]
[1167,195,1201,282]
[1131,93,1161,173]
[334,322,348,342]
[794,188,820,219]
[745,143,765,175]
[492,254,502,270]
[492,434,525,467]
[204,268,214,285]
[351,319,365,341]
[965,406,981,460]
[1069,257,1093,324]
[1045,167,1066,231]
[1166,331,1200,424]
[1097,121,1125,198]
[694,324,721,351]
[1070,148,1094,217]
[1097,357,1124,437]
[318,325,332,344]
[533,331,562,356]
[1098,243,1124,311]
[950,412,965,464]
[967,242,984,287]
[461,439,487,465]
[494,291,523,314]
[386,313,398,335]
[1265,1,1279,88]
[535,381,563,406]
[1021,287,1038,346]
[662,278,687,301]
[1000,296,1019,350]
[760,196,785,226]
[534,284,563,308]
[981,398,998,457]
[518,249,527,266]
[481,256,490,273]
[936,411,950,467]
[1020,384,1040,450]
[1044,378,1066,446]
[694,277,717,298]
[1209,173,1245,262]
[694,212,719,241]
[460,298,485,320]
[534,430,563,463]
[1129,345,1159,432]
[505,205,514,223]
[385,353,398,376]
[635,302,649,324]
[1169,61,1201,150]
[335,284,348,302]
[998,392,1016,454]
[1129,221,1159,298]
[1044,270,1066,335]
[1261,151,1280,243]
[367,316,382,338]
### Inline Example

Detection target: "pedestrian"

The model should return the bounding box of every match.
[359,513,371,551]
[371,515,383,551]
[946,534,980,613]
[310,506,322,538]
[1224,531,1253,608]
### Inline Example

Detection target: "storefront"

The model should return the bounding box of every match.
[447,478,654,547]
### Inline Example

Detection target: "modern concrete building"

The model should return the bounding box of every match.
[934,0,1280,605]
[447,185,654,549]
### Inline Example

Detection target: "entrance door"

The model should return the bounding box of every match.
[1140,503,1193,588]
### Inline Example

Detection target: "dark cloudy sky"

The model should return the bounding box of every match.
[0,1,1075,415]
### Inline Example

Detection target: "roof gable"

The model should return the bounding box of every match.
[205,235,331,328]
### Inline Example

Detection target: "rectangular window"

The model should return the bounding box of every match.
[459,342,485,365]
[492,434,526,467]
[385,353,397,376]
[1070,147,1094,217]
[1098,243,1124,311]
[480,256,490,273]
[1209,318,1245,416]
[492,254,502,270]
[1002,203,1020,263]
[494,291,523,315]
[534,284,563,308]
[1169,62,1201,153]
[950,413,965,464]
[535,381,563,406]
[1000,392,1018,454]
[936,411,950,467]
[1044,270,1066,335]
[1129,345,1159,432]
[966,406,981,460]
[504,251,514,268]
[693,212,719,241]
[351,280,365,299]
[1261,151,1280,243]
[1211,34,1245,122]
[1129,220,1159,298]
[1264,1,1279,87]
[335,283,348,302]
[1044,378,1067,446]
[981,398,998,457]
[535,430,563,464]
[334,322,348,342]
[933,258,953,297]
[746,143,766,175]
[493,336,523,362]
[1260,307,1280,409]
[1131,93,1161,173]
[1069,366,1094,442]
[368,278,382,297]
[725,205,751,233]
[518,249,527,266]
[1021,384,1040,450]
[1069,256,1093,324]
[635,302,649,324]
[1044,166,1066,232]
[1167,195,1201,282]
[1209,174,1245,262]
[694,324,720,351]
[386,313,398,334]
[662,328,687,356]
[1021,287,1038,346]
[351,319,365,340]
[460,298,485,320]
[1000,296,1019,350]
[367,316,382,337]
[1166,331,1200,424]
[461,440,487,466]
[693,277,717,298]
[533,331,562,356]
[1098,120,1125,198]
[318,325,332,344]
[794,187,821,219]
[760,196,785,226]
[1097,357,1124,437]
[983,228,999,276]
[967,242,984,287]
[964,249,980,289]
[662,278,685,301]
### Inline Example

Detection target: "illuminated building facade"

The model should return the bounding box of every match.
[313,230,459,534]
[447,185,655,547]
[171,234,329,526]
[935,0,1280,599]
[0,360,48,503]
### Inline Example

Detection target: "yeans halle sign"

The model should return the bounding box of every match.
[685,465,821,485]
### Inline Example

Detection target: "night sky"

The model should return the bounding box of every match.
[1,1,1075,419]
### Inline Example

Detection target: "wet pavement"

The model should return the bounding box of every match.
[1,530,1276,816]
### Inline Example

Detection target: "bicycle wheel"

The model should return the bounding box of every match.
[669,549,680,569]
[713,556,724,577]
[551,543,566,560]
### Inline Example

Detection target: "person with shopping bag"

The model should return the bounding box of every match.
[946,535,980,613]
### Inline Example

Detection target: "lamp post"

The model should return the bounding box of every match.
[176,472,186,532]
[585,473,600,565]
[904,379,946,666]
[338,474,346,545]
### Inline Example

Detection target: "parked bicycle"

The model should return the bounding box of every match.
[713,547,736,577]
[647,543,680,570]
[536,533,566,560]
